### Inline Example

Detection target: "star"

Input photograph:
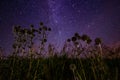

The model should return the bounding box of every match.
[87,25,90,28]
[0,0,120,55]
[58,30,62,35]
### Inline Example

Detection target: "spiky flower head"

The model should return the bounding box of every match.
[81,34,89,41]
[74,32,79,37]
[69,64,76,71]
[95,38,102,45]
[72,37,77,42]
[87,38,92,44]
[77,35,81,40]
[39,28,42,31]
[43,38,47,43]
[40,22,44,26]
[67,38,71,42]
[48,27,51,31]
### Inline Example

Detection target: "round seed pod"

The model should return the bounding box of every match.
[77,35,81,40]
[81,34,89,41]
[40,22,44,26]
[72,37,77,42]
[95,38,101,45]
[39,28,42,31]
[69,64,76,71]
[43,39,47,43]
[87,39,92,44]
[74,32,79,37]
[67,39,71,42]
[48,28,51,31]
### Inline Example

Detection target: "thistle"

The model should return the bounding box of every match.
[95,38,102,57]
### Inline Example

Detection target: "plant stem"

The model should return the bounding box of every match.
[33,58,40,80]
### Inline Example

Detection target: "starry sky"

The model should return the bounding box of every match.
[0,0,120,55]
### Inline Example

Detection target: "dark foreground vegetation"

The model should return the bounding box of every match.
[0,22,120,80]
[0,56,120,80]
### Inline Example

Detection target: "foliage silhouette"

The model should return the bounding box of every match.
[0,22,120,80]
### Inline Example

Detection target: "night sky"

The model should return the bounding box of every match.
[0,0,120,55]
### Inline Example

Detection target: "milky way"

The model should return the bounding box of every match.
[47,0,120,46]
[0,0,120,55]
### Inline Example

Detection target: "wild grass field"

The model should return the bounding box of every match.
[0,55,120,80]
[0,22,120,80]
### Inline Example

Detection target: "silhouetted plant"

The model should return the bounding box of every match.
[12,22,51,57]
[48,27,51,31]
[72,37,77,42]
[0,47,4,59]
[2,21,118,80]
[36,22,51,56]
[65,32,104,58]
[94,38,103,57]
[87,38,92,44]
[67,38,71,42]
[40,22,44,26]
[74,32,79,37]
[95,38,102,45]
[81,34,89,41]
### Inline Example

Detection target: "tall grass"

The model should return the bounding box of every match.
[0,22,120,80]
[0,55,120,80]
